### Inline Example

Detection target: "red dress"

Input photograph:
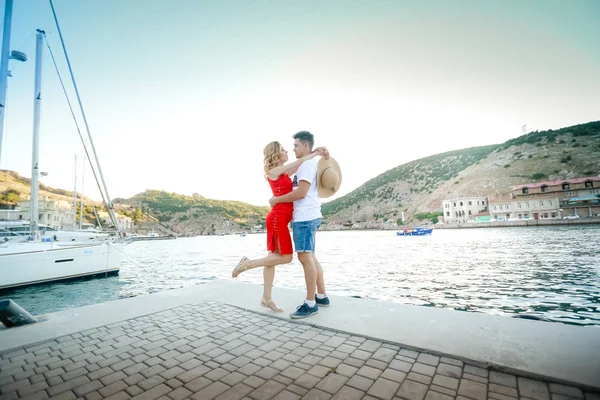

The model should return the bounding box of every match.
[266,174,294,255]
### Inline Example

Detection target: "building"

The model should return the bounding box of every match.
[97,211,134,231]
[17,197,76,230]
[442,197,488,223]
[473,210,491,223]
[486,175,600,221]
[512,175,600,219]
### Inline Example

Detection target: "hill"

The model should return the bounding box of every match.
[322,121,600,228]
[114,190,268,236]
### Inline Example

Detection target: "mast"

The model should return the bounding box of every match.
[79,156,85,230]
[72,154,77,227]
[0,0,13,164]
[30,29,44,240]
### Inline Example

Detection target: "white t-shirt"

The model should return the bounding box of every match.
[292,159,322,222]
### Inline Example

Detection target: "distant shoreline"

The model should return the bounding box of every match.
[319,217,600,231]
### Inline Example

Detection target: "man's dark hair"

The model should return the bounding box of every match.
[293,131,314,150]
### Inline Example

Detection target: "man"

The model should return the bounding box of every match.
[269,131,330,319]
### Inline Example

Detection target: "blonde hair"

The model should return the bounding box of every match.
[263,141,282,176]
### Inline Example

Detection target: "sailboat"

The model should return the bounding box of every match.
[0,2,125,290]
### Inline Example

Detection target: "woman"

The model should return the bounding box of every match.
[232,141,325,312]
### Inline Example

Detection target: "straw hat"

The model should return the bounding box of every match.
[317,156,342,198]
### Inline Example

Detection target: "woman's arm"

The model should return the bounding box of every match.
[267,148,325,180]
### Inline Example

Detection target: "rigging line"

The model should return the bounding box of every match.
[109,242,163,269]
[16,30,35,52]
[44,38,104,204]
[48,0,121,235]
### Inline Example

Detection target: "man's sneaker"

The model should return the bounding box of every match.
[315,295,330,307]
[290,303,318,319]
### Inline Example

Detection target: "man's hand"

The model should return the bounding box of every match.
[313,146,330,160]
[269,196,278,207]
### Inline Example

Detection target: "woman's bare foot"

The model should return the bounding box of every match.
[232,256,250,278]
[260,297,283,312]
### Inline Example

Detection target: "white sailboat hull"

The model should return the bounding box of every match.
[0,241,124,290]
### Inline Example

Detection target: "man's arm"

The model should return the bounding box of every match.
[269,181,310,207]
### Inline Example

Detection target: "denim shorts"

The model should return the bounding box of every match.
[292,218,321,253]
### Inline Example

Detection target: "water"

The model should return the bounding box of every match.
[2,226,599,326]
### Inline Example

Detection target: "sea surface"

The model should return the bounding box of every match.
[3,226,599,326]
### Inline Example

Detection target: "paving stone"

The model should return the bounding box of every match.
[381,367,407,384]
[389,359,413,373]
[399,349,419,359]
[357,365,383,380]
[248,380,286,400]
[489,371,516,388]
[407,371,432,385]
[463,373,488,384]
[271,359,293,371]
[424,389,455,400]
[430,384,457,397]
[206,368,230,381]
[184,376,212,392]
[99,381,128,398]
[47,376,91,397]
[302,388,331,400]
[331,386,364,400]
[397,379,428,400]
[73,380,103,397]
[222,372,247,387]
[417,354,440,367]
[336,345,357,354]
[341,357,364,368]
[436,363,463,379]
[237,363,262,376]
[138,375,166,391]
[307,365,331,379]
[168,387,193,400]
[519,378,550,400]
[176,364,210,383]
[412,363,436,377]
[349,350,372,361]
[281,366,305,380]
[367,377,401,400]
[287,384,309,396]
[17,381,49,397]
[464,365,488,378]
[49,391,77,400]
[489,383,518,397]
[365,359,388,370]
[130,383,170,400]
[88,367,114,381]
[215,383,254,400]
[273,375,294,386]
[271,390,300,400]
[346,375,374,392]
[316,373,348,395]
[124,373,144,386]
[243,375,266,389]
[319,357,342,369]
[489,392,516,400]
[458,378,488,400]
[294,373,321,390]
[433,374,460,391]
[358,340,382,353]
[548,384,584,398]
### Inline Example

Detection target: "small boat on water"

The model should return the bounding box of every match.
[397,227,433,236]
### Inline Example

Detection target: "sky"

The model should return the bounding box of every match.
[0,0,598,207]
